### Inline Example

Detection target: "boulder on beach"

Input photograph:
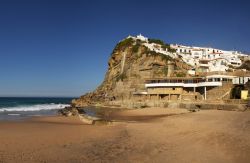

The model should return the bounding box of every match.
[58,107,85,117]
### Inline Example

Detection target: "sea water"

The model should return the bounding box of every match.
[0,97,73,120]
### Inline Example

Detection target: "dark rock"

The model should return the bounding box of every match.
[58,106,84,117]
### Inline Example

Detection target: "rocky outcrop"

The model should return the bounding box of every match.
[58,107,85,116]
[72,37,191,107]
[237,60,250,71]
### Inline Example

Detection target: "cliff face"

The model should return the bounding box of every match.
[72,37,191,107]
[238,60,250,71]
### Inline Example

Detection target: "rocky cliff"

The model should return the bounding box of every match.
[238,60,250,71]
[72,36,191,107]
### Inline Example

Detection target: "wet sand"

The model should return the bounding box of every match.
[1,108,250,163]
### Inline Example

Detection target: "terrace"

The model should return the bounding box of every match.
[145,77,222,88]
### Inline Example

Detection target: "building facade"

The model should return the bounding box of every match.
[133,75,250,101]
[170,44,247,72]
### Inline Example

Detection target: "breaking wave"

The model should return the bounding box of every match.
[0,103,70,112]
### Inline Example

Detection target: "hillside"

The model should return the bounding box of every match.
[238,60,250,71]
[72,36,191,107]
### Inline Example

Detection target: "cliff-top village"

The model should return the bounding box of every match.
[71,34,250,111]
[129,35,250,105]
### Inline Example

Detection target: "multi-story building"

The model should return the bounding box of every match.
[127,34,248,73]
[133,75,250,101]
[170,44,247,72]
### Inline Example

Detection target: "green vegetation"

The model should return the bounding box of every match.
[131,73,140,78]
[112,38,134,53]
[111,37,176,57]
[136,39,146,44]
[162,44,176,53]
[132,38,148,54]
[175,72,186,77]
[116,73,127,81]
[167,46,177,53]
[143,45,173,62]
[237,60,250,71]
[162,66,168,76]
[148,38,176,53]
[153,69,164,76]
[228,64,235,69]
[148,38,165,45]
[132,43,140,53]
[117,38,134,48]
[160,54,173,62]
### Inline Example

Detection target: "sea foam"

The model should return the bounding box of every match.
[0,103,70,112]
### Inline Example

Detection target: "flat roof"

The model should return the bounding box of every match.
[145,77,204,80]
[206,75,237,78]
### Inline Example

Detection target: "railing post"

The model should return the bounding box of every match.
[204,86,207,100]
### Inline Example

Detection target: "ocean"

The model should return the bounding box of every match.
[0,97,73,121]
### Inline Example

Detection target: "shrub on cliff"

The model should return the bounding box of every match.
[167,46,177,53]
[162,66,168,76]
[176,72,186,77]
[116,73,127,81]
[132,43,140,53]
[114,38,134,52]
[162,44,176,53]
[237,60,250,71]
[148,38,165,45]
[160,54,173,62]
[149,38,176,53]
[143,46,173,63]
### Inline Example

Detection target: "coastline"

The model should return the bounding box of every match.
[1,108,250,162]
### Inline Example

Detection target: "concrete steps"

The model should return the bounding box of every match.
[206,83,232,100]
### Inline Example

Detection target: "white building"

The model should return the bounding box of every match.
[128,34,176,58]
[126,35,248,73]
[144,75,250,100]
[170,44,248,72]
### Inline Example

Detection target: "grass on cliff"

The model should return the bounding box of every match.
[116,73,127,82]
[113,38,134,53]
[237,60,250,71]
[162,65,168,76]
[148,39,165,45]
[175,72,186,77]
[143,45,173,62]
[148,38,176,53]
[111,37,176,57]
[132,43,140,53]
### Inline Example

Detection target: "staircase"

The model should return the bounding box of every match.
[206,82,232,100]
[218,90,231,100]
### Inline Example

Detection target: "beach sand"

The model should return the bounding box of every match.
[1,108,250,163]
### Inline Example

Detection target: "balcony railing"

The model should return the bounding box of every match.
[145,81,222,88]
[145,78,206,84]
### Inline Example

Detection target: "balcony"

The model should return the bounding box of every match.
[145,81,222,88]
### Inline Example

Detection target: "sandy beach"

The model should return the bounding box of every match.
[1,108,250,163]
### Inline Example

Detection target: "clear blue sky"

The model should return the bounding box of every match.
[0,0,249,97]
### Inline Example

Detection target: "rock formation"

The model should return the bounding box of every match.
[72,36,191,107]
[238,60,250,71]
